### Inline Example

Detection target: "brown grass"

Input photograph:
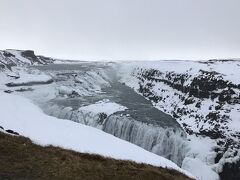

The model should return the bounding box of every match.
[0,132,193,180]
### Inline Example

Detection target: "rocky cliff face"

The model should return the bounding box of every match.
[0,49,54,71]
[0,49,55,93]
[135,67,240,142]
[120,60,240,179]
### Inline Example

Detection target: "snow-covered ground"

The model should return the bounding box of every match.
[0,92,193,178]
[7,68,52,86]
[78,99,127,115]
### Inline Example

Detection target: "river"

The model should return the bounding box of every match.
[34,63,187,166]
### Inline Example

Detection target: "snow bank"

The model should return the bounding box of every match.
[0,66,52,90]
[182,135,219,180]
[0,92,193,178]
[182,157,219,180]
[13,72,52,84]
[78,99,127,116]
[5,68,53,86]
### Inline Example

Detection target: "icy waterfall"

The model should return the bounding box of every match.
[42,104,187,166]
[103,115,187,166]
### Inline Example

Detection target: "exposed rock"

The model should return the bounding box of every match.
[5,129,19,135]
[37,55,55,64]
[21,50,42,64]
[214,149,223,164]
[184,97,195,105]
[98,112,108,124]
[68,90,80,98]
[199,129,225,139]
[3,51,15,57]
[206,112,220,121]
[220,160,240,180]
[5,79,53,87]
[4,90,13,94]
[215,104,223,110]
[15,88,33,92]
[218,89,235,102]
[195,101,201,108]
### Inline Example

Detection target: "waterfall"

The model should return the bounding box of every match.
[42,103,187,166]
[42,104,103,128]
[103,115,187,166]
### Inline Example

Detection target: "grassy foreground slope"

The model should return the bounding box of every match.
[0,132,192,180]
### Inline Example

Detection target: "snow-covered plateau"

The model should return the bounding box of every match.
[1,49,240,180]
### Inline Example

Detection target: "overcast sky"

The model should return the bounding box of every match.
[0,0,240,60]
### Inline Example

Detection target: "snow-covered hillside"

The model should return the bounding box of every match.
[119,60,240,180]
[0,49,55,90]
[0,92,193,178]
[0,49,54,67]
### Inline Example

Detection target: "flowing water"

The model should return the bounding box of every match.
[34,63,187,166]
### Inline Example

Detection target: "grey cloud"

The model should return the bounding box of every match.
[0,0,240,60]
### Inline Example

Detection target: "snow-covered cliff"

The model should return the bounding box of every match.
[119,60,240,180]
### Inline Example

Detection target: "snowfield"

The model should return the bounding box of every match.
[6,69,53,87]
[0,92,193,178]
[12,71,52,84]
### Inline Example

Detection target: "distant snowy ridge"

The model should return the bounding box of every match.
[0,49,55,90]
[0,49,54,68]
